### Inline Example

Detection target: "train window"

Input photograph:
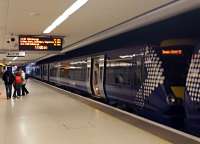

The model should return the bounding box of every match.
[59,60,87,81]
[115,74,124,84]
[158,46,193,86]
[49,63,59,77]
[106,57,132,87]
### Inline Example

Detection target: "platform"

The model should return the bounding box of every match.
[0,79,198,144]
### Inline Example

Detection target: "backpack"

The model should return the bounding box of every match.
[4,72,14,84]
[15,75,22,84]
[7,74,14,83]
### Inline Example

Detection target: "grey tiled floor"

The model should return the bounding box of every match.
[0,79,172,144]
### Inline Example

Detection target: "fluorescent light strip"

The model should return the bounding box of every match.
[43,0,88,33]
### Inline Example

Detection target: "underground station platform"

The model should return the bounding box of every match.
[0,79,199,144]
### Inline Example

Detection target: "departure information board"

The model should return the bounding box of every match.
[19,35,63,51]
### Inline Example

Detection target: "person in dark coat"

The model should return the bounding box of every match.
[2,67,14,99]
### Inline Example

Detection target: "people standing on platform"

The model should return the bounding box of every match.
[13,71,23,98]
[2,67,15,99]
[20,68,29,96]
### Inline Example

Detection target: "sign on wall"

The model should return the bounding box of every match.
[7,51,25,57]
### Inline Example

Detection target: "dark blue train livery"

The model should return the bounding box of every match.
[30,38,200,136]
[185,44,200,135]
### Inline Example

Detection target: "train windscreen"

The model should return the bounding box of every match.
[158,46,194,98]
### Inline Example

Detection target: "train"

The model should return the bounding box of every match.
[30,38,200,137]
[24,5,200,137]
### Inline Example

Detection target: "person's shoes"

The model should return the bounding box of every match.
[13,96,17,99]
[7,97,11,99]
[26,92,29,95]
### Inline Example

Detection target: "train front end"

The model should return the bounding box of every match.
[140,40,195,127]
[185,44,200,136]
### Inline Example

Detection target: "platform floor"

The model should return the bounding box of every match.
[0,79,174,144]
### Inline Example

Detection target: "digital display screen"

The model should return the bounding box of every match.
[161,49,182,55]
[19,35,63,51]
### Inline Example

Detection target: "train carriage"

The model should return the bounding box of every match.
[30,38,199,136]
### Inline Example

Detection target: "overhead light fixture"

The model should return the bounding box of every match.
[12,57,18,61]
[8,61,12,65]
[29,12,40,17]
[43,0,88,34]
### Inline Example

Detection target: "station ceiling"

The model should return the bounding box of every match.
[0,0,199,65]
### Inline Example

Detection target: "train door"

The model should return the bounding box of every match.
[43,64,48,81]
[47,64,49,81]
[36,65,42,79]
[86,58,92,94]
[132,52,145,107]
[91,55,106,98]
[41,65,44,80]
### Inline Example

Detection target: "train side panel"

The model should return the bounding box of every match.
[185,44,200,136]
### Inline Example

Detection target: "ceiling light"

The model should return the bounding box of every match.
[8,61,12,64]
[29,12,40,16]
[12,57,18,61]
[43,0,88,33]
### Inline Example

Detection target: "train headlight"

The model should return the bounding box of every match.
[171,98,176,103]
[166,96,176,104]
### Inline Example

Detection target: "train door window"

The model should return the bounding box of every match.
[92,58,101,96]
[91,56,106,97]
